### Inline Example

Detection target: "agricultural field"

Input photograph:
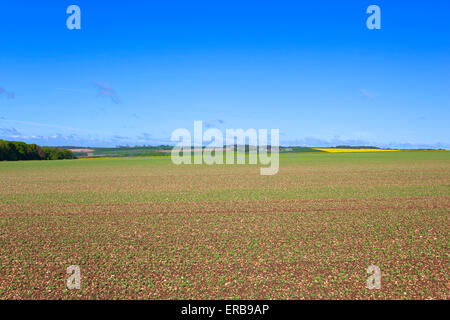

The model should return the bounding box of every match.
[0,151,449,299]
[68,146,173,158]
[68,146,323,158]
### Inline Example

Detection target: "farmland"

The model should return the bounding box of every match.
[0,151,449,299]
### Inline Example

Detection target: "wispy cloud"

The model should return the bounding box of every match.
[138,132,152,140]
[0,86,15,99]
[0,118,87,133]
[0,127,21,136]
[204,119,225,128]
[56,87,91,94]
[360,89,377,100]
[94,81,120,103]
[1,127,448,150]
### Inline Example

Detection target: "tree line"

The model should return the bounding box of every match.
[0,139,75,161]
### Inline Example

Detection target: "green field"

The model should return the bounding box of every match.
[70,146,322,158]
[0,151,449,299]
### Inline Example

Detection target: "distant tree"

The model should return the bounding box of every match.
[0,139,75,161]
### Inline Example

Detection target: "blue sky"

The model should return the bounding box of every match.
[0,0,449,148]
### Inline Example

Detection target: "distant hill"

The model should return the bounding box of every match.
[280,147,324,153]
[69,145,325,158]
[69,146,172,158]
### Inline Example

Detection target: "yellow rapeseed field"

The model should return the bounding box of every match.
[314,148,399,153]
